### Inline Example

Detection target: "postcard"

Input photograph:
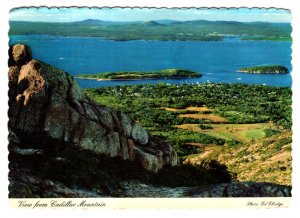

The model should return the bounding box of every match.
[2,1,299,213]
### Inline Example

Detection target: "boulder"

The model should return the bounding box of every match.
[132,123,149,145]
[133,146,162,172]
[8,44,178,172]
[9,44,32,66]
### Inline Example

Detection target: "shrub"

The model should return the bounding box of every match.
[173,142,203,158]
[226,140,241,146]
[262,139,275,147]
[152,160,233,187]
[264,128,281,137]
[199,124,213,130]
[237,150,250,157]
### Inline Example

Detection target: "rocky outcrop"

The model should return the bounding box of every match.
[121,181,292,197]
[9,167,291,197]
[8,44,178,173]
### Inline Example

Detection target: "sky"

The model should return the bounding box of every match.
[9,7,291,23]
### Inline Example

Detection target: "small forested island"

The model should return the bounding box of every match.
[76,68,202,80]
[238,65,289,74]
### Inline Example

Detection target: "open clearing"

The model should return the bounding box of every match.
[163,106,211,113]
[178,113,227,123]
[185,106,211,112]
[164,105,273,143]
[175,123,271,143]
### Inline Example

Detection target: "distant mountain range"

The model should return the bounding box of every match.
[71,18,290,26]
[71,19,181,26]
[72,19,140,25]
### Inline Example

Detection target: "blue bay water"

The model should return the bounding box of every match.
[9,35,292,87]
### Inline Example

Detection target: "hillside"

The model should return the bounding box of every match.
[9,19,292,41]
[186,131,292,185]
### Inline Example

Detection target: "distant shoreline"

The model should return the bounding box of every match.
[237,65,289,74]
[10,34,292,42]
[76,77,163,81]
[9,19,292,42]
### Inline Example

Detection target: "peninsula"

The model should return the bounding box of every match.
[238,65,289,74]
[76,69,202,81]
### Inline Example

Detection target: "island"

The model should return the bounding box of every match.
[76,69,202,81]
[238,65,289,74]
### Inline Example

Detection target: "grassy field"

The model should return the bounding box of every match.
[162,105,271,143]
[176,123,271,143]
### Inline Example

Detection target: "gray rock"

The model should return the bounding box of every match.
[9,169,107,198]
[8,129,20,144]
[133,147,162,173]
[13,147,43,155]
[132,123,149,145]
[121,181,292,197]
[9,167,292,198]
[119,112,132,137]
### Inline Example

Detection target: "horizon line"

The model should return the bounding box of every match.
[9,18,291,24]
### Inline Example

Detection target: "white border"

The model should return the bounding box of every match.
[1,0,299,217]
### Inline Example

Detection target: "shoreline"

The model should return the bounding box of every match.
[237,70,288,74]
[75,76,201,81]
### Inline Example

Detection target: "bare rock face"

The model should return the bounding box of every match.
[121,181,292,197]
[8,44,178,173]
